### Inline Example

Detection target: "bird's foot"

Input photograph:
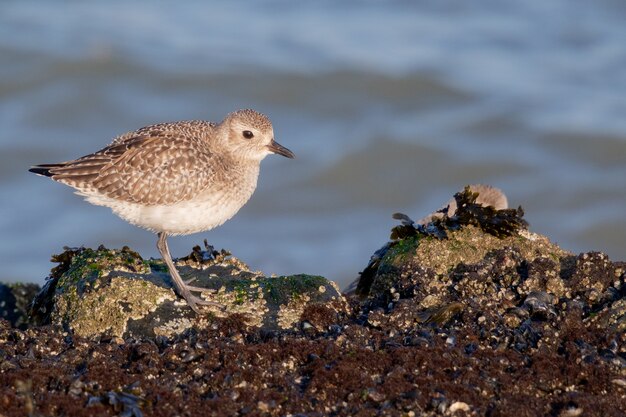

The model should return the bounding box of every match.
[177,279,223,312]
[180,290,225,314]
[157,233,224,314]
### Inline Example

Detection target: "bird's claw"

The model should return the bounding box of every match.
[184,294,225,313]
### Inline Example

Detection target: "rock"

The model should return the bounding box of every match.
[0,282,40,329]
[351,186,625,367]
[360,226,569,310]
[348,185,529,296]
[449,401,471,413]
[358,224,625,344]
[29,245,348,339]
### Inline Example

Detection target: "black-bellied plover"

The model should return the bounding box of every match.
[30,109,295,313]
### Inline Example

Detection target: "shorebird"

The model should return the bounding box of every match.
[30,109,295,313]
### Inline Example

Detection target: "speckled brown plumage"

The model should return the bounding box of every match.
[49,130,219,205]
[30,109,294,313]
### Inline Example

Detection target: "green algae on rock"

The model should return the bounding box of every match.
[372,225,569,301]
[29,245,347,339]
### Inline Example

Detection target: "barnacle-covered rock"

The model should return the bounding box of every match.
[29,245,348,339]
[350,186,626,367]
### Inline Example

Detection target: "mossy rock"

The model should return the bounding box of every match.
[30,246,347,339]
[369,225,570,302]
[354,220,625,349]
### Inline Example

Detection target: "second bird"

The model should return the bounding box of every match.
[29,109,295,313]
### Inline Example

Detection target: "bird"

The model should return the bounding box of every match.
[29,109,295,313]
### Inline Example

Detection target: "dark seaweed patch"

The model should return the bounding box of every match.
[390,186,528,242]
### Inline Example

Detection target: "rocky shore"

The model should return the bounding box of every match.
[1,188,625,416]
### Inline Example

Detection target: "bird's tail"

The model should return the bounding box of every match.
[29,163,66,177]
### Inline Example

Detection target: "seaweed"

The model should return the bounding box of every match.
[29,247,88,325]
[390,186,528,242]
[178,239,230,264]
[450,186,528,238]
[356,244,392,297]
[390,213,419,240]
[49,247,86,279]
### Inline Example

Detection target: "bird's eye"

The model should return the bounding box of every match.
[242,130,254,139]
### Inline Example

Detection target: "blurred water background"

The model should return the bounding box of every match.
[1,1,625,289]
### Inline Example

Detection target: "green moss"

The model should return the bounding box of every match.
[384,236,420,266]
[53,247,152,298]
[233,282,250,305]
[258,274,329,305]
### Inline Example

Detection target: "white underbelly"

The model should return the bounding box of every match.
[82,189,251,236]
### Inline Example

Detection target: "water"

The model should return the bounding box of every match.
[1,0,626,289]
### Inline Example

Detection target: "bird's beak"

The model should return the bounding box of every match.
[267,139,295,159]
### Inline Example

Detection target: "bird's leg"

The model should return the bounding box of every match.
[183,277,218,293]
[156,232,224,313]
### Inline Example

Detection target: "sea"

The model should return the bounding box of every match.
[1,0,625,290]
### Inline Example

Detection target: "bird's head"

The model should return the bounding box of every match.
[220,109,295,161]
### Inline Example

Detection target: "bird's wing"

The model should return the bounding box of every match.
[49,133,219,206]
